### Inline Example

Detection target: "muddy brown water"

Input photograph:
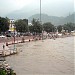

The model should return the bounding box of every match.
[6,36,74,75]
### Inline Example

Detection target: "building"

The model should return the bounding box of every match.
[9,19,15,32]
[28,23,32,26]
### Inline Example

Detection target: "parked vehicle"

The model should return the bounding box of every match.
[0,35,6,38]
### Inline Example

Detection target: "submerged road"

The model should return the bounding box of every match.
[6,36,74,75]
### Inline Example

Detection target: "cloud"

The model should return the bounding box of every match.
[0,0,74,17]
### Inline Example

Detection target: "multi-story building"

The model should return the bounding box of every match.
[9,19,15,32]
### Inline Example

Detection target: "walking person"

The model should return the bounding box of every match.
[3,44,5,55]
[3,44,5,50]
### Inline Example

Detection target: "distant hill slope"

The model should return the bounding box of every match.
[28,13,75,26]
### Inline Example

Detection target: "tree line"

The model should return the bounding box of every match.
[0,16,75,34]
[0,17,9,34]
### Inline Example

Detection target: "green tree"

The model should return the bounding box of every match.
[0,17,9,33]
[57,25,62,32]
[15,19,28,33]
[43,22,55,32]
[63,23,75,32]
[29,25,33,33]
[29,18,42,34]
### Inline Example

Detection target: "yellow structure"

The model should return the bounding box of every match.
[9,19,15,32]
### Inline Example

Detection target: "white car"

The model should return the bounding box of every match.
[0,35,6,38]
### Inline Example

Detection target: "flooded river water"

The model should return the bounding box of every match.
[6,36,74,75]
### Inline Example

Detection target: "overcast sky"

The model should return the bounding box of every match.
[0,0,74,17]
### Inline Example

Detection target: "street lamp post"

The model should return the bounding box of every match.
[40,0,43,40]
[13,25,16,52]
[40,0,41,23]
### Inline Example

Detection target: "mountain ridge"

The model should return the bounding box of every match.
[28,13,75,26]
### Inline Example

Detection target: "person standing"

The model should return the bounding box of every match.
[3,44,5,55]
[3,44,5,50]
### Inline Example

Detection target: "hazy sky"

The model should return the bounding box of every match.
[0,0,74,17]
